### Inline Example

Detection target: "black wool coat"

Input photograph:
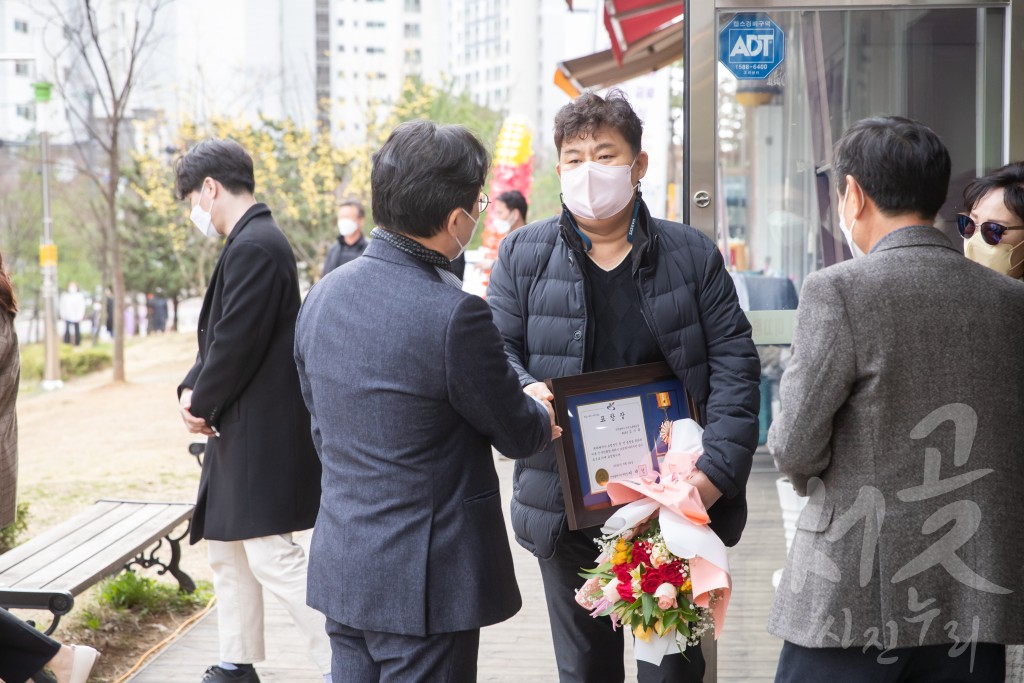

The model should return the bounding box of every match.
[179,203,321,544]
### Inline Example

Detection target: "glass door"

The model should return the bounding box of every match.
[685,0,1020,443]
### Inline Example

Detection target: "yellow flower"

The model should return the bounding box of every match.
[611,551,629,565]
[682,580,692,593]
[634,624,654,642]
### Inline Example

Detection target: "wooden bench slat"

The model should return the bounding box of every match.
[0,500,121,575]
[45,506,192,595]
[8,503,181,592]
[0,502,165,589]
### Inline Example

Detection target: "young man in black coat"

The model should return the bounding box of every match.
[487,91,761,682]
[174,139,331,683]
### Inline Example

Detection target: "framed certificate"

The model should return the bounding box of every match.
[546,362,700,530]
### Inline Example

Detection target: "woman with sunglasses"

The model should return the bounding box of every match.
[959,161,1024,279]
[961,163,1024,683]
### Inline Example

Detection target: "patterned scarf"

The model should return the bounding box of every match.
[371,228,452,271]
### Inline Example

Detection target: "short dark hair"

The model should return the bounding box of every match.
[553,89,643,156]
[174,139,256,200]
[496,190,528,221]
[963,161,1024,220]
[370,120,489,238]
[833,116,951,220]
[339,199,366,218]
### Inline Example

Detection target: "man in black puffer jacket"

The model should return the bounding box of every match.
[487,91,760,683]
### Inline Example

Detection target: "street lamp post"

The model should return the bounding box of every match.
[34,80,62,390]
[0,52,62,389]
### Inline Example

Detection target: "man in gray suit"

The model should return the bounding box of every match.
[294,120,559,683]
[768,116,1024,681]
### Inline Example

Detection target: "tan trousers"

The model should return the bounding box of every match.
[208,533,332,674]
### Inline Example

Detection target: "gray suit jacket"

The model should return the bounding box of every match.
[294,238,552,637]
[768,226,1024,649]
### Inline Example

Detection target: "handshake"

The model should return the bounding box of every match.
[525,381,563,441]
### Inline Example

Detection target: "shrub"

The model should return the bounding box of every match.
[0,501,30,553]
[97,571,212,616]
[18,344,112,381]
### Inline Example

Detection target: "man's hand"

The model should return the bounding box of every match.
[687,470,723,510]
[524,381,553,402]
[179,388,216,437]
[524,382,561,439]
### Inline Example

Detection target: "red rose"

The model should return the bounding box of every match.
[616,578,636,603]
[640,566,663,594]
[632,541,652,566]
[662,561,686,587]
[613,564,633,583]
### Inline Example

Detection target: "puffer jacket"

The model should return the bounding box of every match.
[487,201,761,559]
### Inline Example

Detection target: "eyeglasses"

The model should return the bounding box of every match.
[477,193,490,214]
[957,213,1024,246]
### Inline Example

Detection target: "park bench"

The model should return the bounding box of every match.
[0,499,195,634]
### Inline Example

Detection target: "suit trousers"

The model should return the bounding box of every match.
[325,617,479,683]
[208,533,332,674]
[775,639,1006,683]
[0,607,61,683]
[537,527,705,683]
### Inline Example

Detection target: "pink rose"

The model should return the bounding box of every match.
[654,582,677,610]
[602,578,622,604]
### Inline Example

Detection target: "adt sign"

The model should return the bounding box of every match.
[719,13,785,80]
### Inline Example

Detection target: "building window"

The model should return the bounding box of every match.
[13,19,28,33]
[367,20,385,28]
[404,0,421,12]
[16,104,34,120]
[404,23,420,38]
[405,48,421,65]
[337,44,345,52]
[337,18,345,26]
[366,46,385,54]
[14,62,29,76]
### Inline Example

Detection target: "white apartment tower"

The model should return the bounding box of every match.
[0,1,46,141]
[330,0,443,146]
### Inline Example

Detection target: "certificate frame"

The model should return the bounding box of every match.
[546,362,701,530]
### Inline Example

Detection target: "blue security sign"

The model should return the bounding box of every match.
[719,13,785,80]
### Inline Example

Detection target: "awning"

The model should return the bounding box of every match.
[554,19,682,98]
[604,0,683,65]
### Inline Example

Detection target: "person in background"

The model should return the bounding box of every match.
[492,190,528,235]
[959,162,1024,682]
[321,200,368,277]
[0,253,100,683]
[59,282,85,346]
[768,116,1024,682]
[173,139,330,683]
[959,161,1024,280]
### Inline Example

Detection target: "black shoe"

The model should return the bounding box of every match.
[201,665,261,683]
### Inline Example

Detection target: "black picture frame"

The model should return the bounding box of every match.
[546,361,700,530]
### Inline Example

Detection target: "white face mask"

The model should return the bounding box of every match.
[190,185,219,238]
[964,230,1024,276]
[838,189,865,258]
[560,157,638,220]
[338,218,359,237]
[454,208,481,260]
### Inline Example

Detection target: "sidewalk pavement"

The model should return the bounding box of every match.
[129,454,787,682]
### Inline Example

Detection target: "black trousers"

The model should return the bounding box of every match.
[537,526,705,683]
[63,321,80,346]
[775,639,1006,683]
[325,617,479,683]
[0,608,61,683]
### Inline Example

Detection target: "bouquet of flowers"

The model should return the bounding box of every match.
[574,418,731,665]
[574,517,717,649]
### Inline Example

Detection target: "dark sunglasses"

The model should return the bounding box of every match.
[956,213,1024,246]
